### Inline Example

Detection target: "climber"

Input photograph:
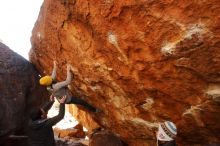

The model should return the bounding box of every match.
[156,121,177,146]
[28,95,66,146]
[39,61,99,113]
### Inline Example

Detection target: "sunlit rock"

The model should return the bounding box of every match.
[30,0,220,145]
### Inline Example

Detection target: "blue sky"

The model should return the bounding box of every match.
[0,0,43,59]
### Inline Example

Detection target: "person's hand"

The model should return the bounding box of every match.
[67,64,71,71]
[50,94,55,102]
[67,64,77,73]
[53,61,57,67]
[70,65,77,73]
[58,95,67,104]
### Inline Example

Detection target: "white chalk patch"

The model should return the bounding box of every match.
[94,62,101,67]
[131,118,158,129]
[182,105,203,116]
[185,23,206,39]
[161,42,177,55]
[37,32,41,38]
[107,31,129,64]
[206,83,220,100]
[90,85,101,91]
[161,23,208,55]
[182,104,205,127]
[112,96,123,108]
[107,67,113,71]
[108,32,118,46]
[94,62,113,71]
[141,98,154,110]
[206,84,220,95]
[83,127,88,132]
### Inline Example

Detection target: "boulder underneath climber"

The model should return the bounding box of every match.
[89,129,125,146]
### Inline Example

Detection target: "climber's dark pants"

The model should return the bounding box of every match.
[68,96,96,112]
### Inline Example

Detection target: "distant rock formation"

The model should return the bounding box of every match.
[30,0,220,145]
[0,43,48,139]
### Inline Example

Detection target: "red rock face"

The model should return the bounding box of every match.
[0,43,48,139]
[89,129,124,146]
[30,0,220,145]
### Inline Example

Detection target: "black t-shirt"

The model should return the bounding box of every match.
[28,104,65,146]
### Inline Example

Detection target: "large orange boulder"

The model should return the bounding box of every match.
[30,0,220,145]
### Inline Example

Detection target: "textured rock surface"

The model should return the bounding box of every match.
[89,129,124,146]
[69,104,100,132]
[54,124,85,138]
[30,0,220,145]
[0,43,48,139]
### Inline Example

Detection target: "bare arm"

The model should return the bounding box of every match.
[52,64,73,90]
[51,61,57,80]
[45,96,66,126]
[45,103,65,126]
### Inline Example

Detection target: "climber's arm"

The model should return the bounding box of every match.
[52,64,73,90]
[44,96,66,126]
[51,61,57,80]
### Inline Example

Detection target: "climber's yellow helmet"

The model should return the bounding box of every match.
[39,75,53,86]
